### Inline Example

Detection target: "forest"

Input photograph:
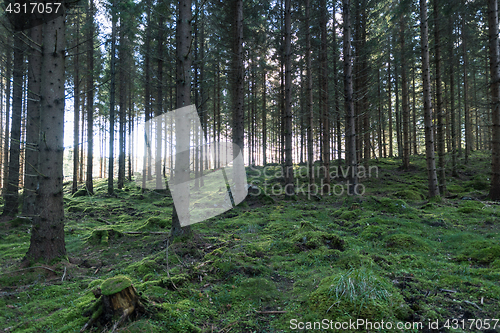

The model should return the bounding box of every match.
[0,0,499,331]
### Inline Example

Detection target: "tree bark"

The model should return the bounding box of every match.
[488,0,500,200]
[23,22,43,216]
[170,0,193,239]
[25,10,67,263]
[108,3,117,195]
[86,0,95,194]
[420,0,440,198]
[72,18,80,194]
[3,32,25,216]
[434,0,446,193]
[400,16,410,169]
[344,0,358,194]
[320,0,329,192]
[305,0,314,188]
[284,0,294,196]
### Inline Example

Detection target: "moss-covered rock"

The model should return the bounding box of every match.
[458,200,485,214]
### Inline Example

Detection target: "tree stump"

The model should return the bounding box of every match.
[81,275,147,332]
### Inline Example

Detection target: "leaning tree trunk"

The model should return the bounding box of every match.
[420,0,440,198]
[488,0,500,200]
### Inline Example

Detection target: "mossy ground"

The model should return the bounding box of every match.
[0,151,499,332]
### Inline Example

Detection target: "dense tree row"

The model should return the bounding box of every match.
[0,0,499,263]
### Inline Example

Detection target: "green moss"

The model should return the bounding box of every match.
[384,234,429,251]
[393,189,423,200]
[457,241,500,265]
[308,268,411,321]
[72,188,91,197]
[230,277,278,303]
[87,228,124,246]
[447,184,465,193]
[375,198,408,214]
[129,258,161,276]
[458,200,485,214]
[101,275,132,295]
[10,216,31,227]
[139,216,170,230]
[68,204,85,212]
[339,210,360,221]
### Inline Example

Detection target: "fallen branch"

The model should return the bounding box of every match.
[123,231,169,235]
[463,300,481,310]
[0,266,57,276]
[254,310,287,314]
[440,289,457,293]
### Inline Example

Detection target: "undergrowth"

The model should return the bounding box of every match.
[0,151,499,332]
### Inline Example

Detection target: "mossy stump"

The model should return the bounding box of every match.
[81,275,147,332]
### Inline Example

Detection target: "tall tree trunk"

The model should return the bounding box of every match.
[344,0,358,194]
[449,14,457,176]
[2,37,12,198]
[387,38,393,157]
[462,16,471,164]
[488,0,500,200]
[23,22,43,216]
[24,11,67,263]
[108,4,117,195]
[86,0,95,194]
[231,0,245,165]
[3,32,25,216]
[142,0,152,190]
[412,68,418,155]
[156,14,164,191]
[305,0,314,188]
[434,0,446,193]
[118,17,126,189]
[284,0,294,196]
[400,17,410,169]
[72,19,80,194]
[262,70,267,165]
[170,0,193,238]
[320,0,329,192]
[420,0,440,198]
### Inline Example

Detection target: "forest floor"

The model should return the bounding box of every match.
[0,151,499,333]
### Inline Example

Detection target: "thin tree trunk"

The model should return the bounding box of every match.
[118,17,127,189]
[344,0,358,194]
[434,0,446,193]
[320,0,329,192]
[305,0,314,188]
[462,16,471,164]
[400,17,410,169]
[108,4,117,195]
[86,0,95,194]
[420,0,440,197]
[3,32,24,216]
[387,38,393,157]
[170,0,193,238]
[72,19,80,194]
[2,36,12,196]
[23,22,43,216]
[488,0,500,200]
